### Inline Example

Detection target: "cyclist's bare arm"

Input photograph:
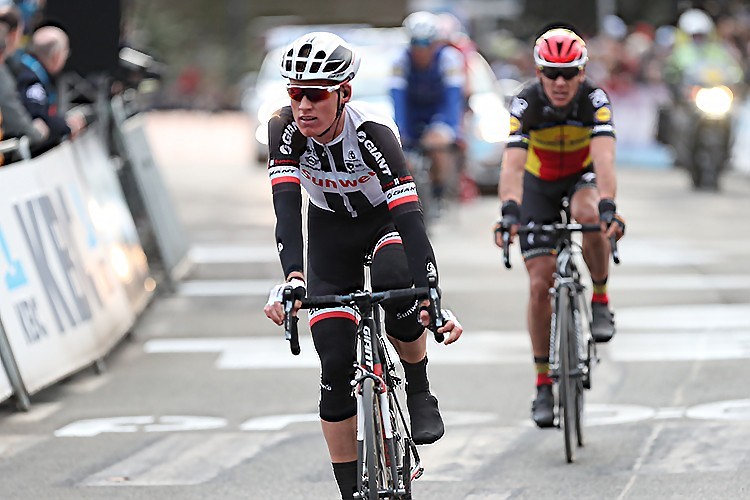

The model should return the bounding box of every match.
[589,136,623,240]
[495,147,527,247]
[590,135,617,200]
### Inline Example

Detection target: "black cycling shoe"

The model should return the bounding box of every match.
[407,391,445,445]
[591,302,616,343]
[531,384,555,428]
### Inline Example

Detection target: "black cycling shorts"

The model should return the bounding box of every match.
[306,202,424,422]
[520,166,597,260]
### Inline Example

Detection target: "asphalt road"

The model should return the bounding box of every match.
[1,112,749,500]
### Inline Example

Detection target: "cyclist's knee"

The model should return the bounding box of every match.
[312,315,357,422]
[384,302,423,343]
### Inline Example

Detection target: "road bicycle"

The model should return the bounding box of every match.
[282,267,445,499]
[499,201,620,462]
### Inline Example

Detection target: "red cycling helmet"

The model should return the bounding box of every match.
[534,28,588,68]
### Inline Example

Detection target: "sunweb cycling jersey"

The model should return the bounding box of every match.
[267,101,436,288]
[507,79,616,181]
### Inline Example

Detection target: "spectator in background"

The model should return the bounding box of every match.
[663,8,743,94]
[15,25,85,155]
[0,4,48,150]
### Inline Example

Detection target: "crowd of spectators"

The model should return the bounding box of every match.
[487,7,750,98]
[0,0,87,165]
[483,6,749,151]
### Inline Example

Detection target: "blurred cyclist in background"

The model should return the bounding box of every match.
[390,11,465,212]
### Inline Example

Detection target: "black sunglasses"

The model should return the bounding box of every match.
[539,66,581,80]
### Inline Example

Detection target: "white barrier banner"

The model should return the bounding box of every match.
[0,138,136,394]
[72,131,152,317]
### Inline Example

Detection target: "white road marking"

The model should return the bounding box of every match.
[144,328,750,368]
[614,274,750,291]
[55,416,227,437]
[240,411,498,432]
[686,399,750,421]
[616,304,750,330]
[611,331,750,362]
[189,244,277,264]
[77,433,288,486]
[177,279,277,297]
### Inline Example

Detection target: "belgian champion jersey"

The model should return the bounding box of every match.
[507,79,615,181]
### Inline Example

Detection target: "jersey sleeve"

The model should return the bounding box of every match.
[585,87,616,139]
[506,89,531,149]
[357,121,437,288]
[267,107,307,278]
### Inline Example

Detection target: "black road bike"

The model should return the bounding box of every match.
[499,202,620,463]
[282,269,445,499]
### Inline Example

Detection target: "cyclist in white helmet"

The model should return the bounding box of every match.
[263,31,463,500]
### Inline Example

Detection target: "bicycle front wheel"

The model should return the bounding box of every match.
[557,290,576,463]
[361,378,384,499]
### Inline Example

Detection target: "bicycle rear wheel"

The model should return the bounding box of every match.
[556,290,576,463]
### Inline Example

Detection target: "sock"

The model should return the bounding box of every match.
[592,277,609,305]
[402,357,430,395]
[332,460,358,500]
[534,356,552,386]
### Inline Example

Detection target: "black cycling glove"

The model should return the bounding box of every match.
[598,198,626,234]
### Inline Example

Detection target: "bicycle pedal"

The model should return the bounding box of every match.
[411,464,424,481]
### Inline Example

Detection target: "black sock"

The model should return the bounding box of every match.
[332,460,358,500]
[402,357,430,395]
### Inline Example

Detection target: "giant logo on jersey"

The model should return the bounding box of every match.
[280,121,299,156]
[357,130,393,177]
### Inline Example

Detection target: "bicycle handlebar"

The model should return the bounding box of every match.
[499,222,621,269]
[281,273,445,354]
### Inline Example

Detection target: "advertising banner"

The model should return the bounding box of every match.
[0,129,150,395]
[71,130,152,316]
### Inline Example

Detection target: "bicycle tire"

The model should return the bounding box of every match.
[570,303,585,448]
[402,437,412,499]
[362,378,381,500]
[557,290,575,463]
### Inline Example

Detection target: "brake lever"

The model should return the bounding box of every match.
[282,287,300,355]
[502,230,512,269]
[610,235,620,265]
[426,272,444,343]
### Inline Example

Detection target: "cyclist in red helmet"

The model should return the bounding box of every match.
[493,27,625,428]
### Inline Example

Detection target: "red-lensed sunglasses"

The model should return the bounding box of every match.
[539,66,581,80]
[286,83,342,102]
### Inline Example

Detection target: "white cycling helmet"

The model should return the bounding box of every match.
[403,11,440,45]
[678,9,714,36]
[279,31,360,82]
